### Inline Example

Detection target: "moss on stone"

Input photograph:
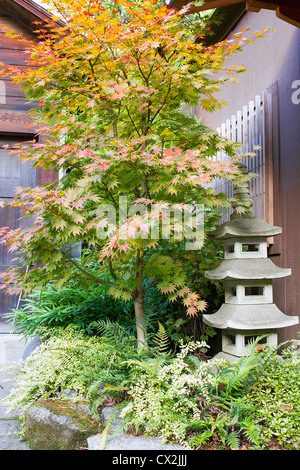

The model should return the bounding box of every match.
[25,398,102,450]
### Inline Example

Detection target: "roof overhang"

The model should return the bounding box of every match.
[0,0,64,32]
[170,0,300,28]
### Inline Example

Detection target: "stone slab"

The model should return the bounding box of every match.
[89,406,186,450]
[0,334,27,366]
[0,334,29,450]
[88,434,186,450]
[25,399,101,450]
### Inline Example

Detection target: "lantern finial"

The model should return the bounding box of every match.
[230,163,255,220]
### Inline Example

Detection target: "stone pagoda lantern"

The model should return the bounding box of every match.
[204,164,299,360]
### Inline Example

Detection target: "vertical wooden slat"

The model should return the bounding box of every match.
[254,96,260,218]
[264,81,281,253]
[263,90,274,228]
[212,92,271,226]
[236,110,242,145]
[255,95,264,220]
[248,100,255,213]
[242,105,249,155]
[231,114,237,143]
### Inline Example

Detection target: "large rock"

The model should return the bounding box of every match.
[25,398,101,450]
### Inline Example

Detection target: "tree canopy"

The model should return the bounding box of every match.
[0,0,268,346]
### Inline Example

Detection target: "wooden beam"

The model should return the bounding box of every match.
[170,0,243,14]
[277,6,300,28]
[0,111,34,134]
[247,0,299,8]
[247,1,300,27]
[170,0,300,27]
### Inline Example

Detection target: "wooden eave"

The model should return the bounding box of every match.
[170,0,300,28]
[0,111,34,134]
[0,0,59,134]
[0,0,64,33]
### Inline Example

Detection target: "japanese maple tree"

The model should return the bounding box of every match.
[0,0,266,347]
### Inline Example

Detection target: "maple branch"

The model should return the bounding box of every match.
[146,58,157,83]
[88,58,95,75]
[133,51,149,86]
[113,123,118,138]
[133,247,144,299]
[141,180,150,199]
[111,101,121,138]
[124,106,141,137]
[59,248,115,287]
[143,277,158,295]
[165,48,178,63]
[149,77,172,125]
[109,259,118,282]
[101,182,119,209]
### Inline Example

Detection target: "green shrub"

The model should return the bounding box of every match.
[247,343,300,449]
[119,338,300,450]
[120,340,218,446]
[6,280,217,350]
[5,282,136,339]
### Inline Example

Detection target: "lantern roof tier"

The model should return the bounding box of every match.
[208,218,282,240]
[203,303,299,330]
[205,258,291,280]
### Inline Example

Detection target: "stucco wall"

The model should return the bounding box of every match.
[197,9,299,128]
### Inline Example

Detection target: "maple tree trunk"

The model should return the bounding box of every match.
[133,293,148,350]
[133,248,148,349]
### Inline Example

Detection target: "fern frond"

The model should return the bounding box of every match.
[225,431,240,449]
[88,319,129,347]
[188,429,214,448]
[121,355,169,376]
[100,422,111,450]
[240,417,262,446]
[152,322,170,354]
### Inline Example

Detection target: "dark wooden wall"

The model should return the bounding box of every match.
[0,6,36,113]
[0,6,57,323]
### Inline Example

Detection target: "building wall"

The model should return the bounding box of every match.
[199,10,299,129]
[195,10,300,342]
[0,7,57,322]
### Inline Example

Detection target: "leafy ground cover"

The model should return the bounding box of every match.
[1,325,299,450]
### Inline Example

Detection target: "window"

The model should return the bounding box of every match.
[245,286,264,296]
[242,243,260,252]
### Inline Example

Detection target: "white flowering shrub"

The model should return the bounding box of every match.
[1,327,137,415]
[120,341,224,446]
